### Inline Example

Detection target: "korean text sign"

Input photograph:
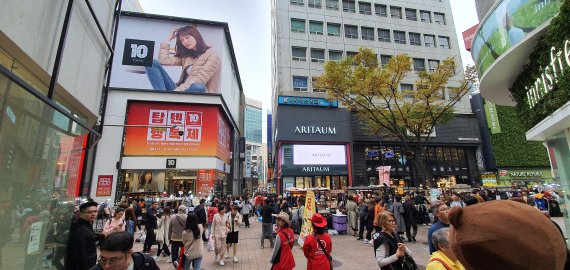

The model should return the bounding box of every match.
[96,175,114,196]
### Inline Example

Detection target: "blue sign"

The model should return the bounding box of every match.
[278,96,338,107]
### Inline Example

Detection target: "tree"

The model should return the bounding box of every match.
[316,48,477,187]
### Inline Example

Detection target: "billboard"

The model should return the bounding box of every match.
[293,145,346,165]
[124,102,232,163]
[96,175,114,196]
[462,24,478,51]
[110,15,224,94]
[471,0,562,77]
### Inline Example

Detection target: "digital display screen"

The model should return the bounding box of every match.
[293,145,346,165]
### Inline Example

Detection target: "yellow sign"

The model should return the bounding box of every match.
[397,187,404,195]
[298,191,315,246]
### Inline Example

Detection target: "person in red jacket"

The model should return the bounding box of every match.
[207,201,218,237]
[270,212,296,270]
[303,213,333,270]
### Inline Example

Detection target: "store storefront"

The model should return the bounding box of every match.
[496,168,553,187]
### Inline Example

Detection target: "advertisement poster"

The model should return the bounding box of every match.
[379,166,391,186]
[196,170,215,195]
[96,175,114,196]
[298,191,316,246]
[27,222,43,255]
[124,102,231,163]
[430,188,442,203]
[110,16,224,94]
[484,100,502,134]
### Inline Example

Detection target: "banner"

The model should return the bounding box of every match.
[96,175,114,196]
[298,191,316,246]
[196,170,215,196]
[484,100,501,134]
[379,166,391,186]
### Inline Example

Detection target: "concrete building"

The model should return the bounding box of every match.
[244,97,263,193]
[271,0,481,192]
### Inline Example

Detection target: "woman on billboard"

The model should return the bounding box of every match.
[138,170,159,192]
[145,25,221,93]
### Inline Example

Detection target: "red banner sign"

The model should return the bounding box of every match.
[96,175,114,196]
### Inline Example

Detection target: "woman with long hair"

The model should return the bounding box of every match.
[123,206,138,236]
[145,25,221,93]
[211,205,230,266]
[156,206,172,258]
[138,170,158,192]
[374,211,414,270]
[182,213,204,270]
[102,208,125,237]
[226,205,242,263]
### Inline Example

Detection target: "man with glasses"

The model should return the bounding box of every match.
[428,200,450,255]
[65,201,98,270]
[90,231,159,270]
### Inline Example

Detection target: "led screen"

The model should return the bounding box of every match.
[293,145,346,165]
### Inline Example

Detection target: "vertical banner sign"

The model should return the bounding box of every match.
[298,191,316,246]
[378,166,391,186]
[96,175,114,196]
[484,100,501,134]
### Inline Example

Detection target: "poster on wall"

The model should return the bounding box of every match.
[196,170,216,195]
[110,15,225,94]
[131,170,164,192]
[298,191,316,246]
[379,166,391,186]
[96,175,114,196]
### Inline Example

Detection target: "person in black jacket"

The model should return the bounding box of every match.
[90,231,159,270]
[143,202,159,253]
[65,201,98,270]
[194,199,208,241]
[260,199,275,248]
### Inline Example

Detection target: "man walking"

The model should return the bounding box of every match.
[89,231,159,270]
[194,199,208,241]
[169,205,187,265]
[260,199,275,248]
[66,201,98,270]
[143,202,159,254]
[428,200,450,254]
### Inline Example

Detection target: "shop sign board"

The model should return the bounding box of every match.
[497,169,551,181]
[278,96,338,107]
[166,158,177,168]
[484,100,501,134]
[481,173,498,187]
[196,170,215,195]
[298,191,316,246]
[96,175,114,196]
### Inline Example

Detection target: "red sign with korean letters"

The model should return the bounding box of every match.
[96,175,114,196]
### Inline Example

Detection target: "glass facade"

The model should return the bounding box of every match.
[245,105,262,144]
[547,130,570,238]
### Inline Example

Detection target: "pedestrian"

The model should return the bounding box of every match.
[156,206,172,259]
[449,192,465,209]
[133,200,143,231]
[303,213,332,270]
[403,196,418,242]
[89,231,159,270]
[102,208,126,237]
[65,201,98,270]
[143,201,159,254]
[357,199,372,243]
[239,196,252,228]
[212,204,230,266]
[391,196,406,240]
[427,200,450,254]
[226,205,242,263]
[207,200,218,238]
[372,197,384,233]
[426,228,465,270]
[124,206,137,237]
[374,211,414,269]
[270,212,296,270]
[260,199,275,248]
[169,205,187,265]
[182,213,204,270]
[346,195,358,236]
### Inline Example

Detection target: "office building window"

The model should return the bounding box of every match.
[311,48,325,62]
[327,23,341,36]
[413,58,425,71]
[359,2,372,15]
[308,0,322,8]
[393,30,406,44]
[342,0,356,13]
[380,54,392,66]
[428,59,439,72]
[434,12,446,25]
[291,19,306,33]
[345,25,358,39]
[329,50,343,61]
[361,27,374,40]
[439,36,450,49]
[309,21,324,35]
[420,10,431,23]
[292,47,307,61]
[409,32,421,46]
[312,77,326,92]
[375,4,387,17]
[347,51,358,65]
[378,28,390,42]
[405,8,417,21]
[448,87,459,99]
[291,0,304,6]
[401,83,414,98]
[424,34,436,47]
[293,76,308,91]
[326,0,339,10]
[390,6,402,19]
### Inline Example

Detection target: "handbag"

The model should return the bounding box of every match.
[314,234,333,270]
[401,255,418,270]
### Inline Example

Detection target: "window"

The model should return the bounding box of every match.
[413,58,425,71]
[380,54,392,66]
[347,51,358,64]
[405,8,417,21]
[434,12,446,25]
[424,34,436,47]
[308,0,322,8]
[291,0,304,6]
[312,77,326,92]
[311,48,325,62]
[375,4,387,17]
[326,0,339,10]
[292,47,307,61]
[361,27,374,40]
[390,6,402,19]
[359,2,372,15]
[329,50,343,61]
[378,28,390,42]
[448,87,459,99]
[309,21,324,35]
[293,76,308,91]
[393,30,406,44]
[291,19,306,33]
[345,25,358,39]
[327,23,341,36]
[439,36,450,49]
[409,32,421,46]
[401,83,414,98]
[420,10,431,23]
[428,59,439,72]
[342,0,356,13]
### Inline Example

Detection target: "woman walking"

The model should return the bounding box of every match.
[211,205,230,266]
[392,196,406,240]
[124,206,137,237]
[270,212,296,270]
[102,208,126,237]
[226,205,242,263]
[182,213,204,270]
[303,213,332,270]
[374,211,414,269]
[156,207,172,258]
[346,195,358,236]
[239,196,252,228]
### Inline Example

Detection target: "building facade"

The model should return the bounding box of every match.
[271,0,481,193]
[244,98,263,193]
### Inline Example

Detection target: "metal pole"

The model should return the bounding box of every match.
[48,0,74,99]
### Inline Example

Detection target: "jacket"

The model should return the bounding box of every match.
[182,225,204,260]
[373,204,384,227]
[228,212,242,232]
[157,214,171,245]
[89,252,159,270]
[426,251,466,270]
[303,233,332,270]
[102,217,125,236]
[159,43,221,93]
[169,213,188,241]
[212,212,230,238]
[194,204,207,224]
[207,206,218,223]
[146,207,158,230]
[65,218,97,270]
[270,227,296,270]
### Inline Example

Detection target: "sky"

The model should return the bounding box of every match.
[137,0,479,143]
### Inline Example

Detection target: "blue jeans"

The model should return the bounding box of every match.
[183,256,203,270]
[126,220,134,235]
[145,59,206,93]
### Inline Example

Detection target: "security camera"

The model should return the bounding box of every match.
[178,130,184,136]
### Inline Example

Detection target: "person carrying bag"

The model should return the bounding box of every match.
[303,213,333,270]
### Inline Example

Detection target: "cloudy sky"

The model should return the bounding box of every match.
[137,0,479,142]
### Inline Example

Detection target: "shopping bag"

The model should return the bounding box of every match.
[207,232,215,251]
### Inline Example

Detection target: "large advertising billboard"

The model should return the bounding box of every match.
[293,145,346,165]
[124,102,232,163]
[110,15,224,94]
[472,0,562,77]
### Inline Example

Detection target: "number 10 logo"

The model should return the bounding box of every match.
[122,39,154,67]
[130,44,148,58]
